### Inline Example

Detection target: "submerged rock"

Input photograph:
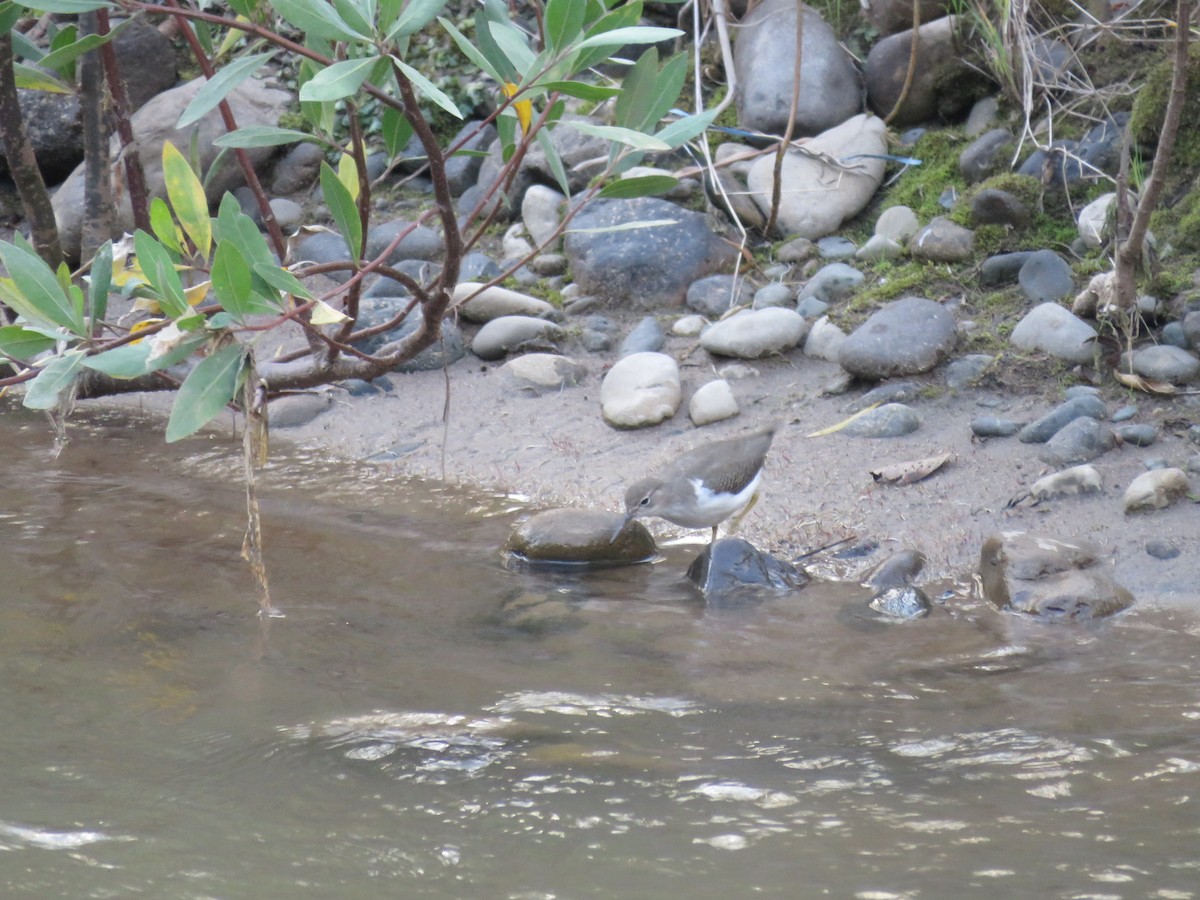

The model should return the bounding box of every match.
[504,508,656,566]
[686,538,807,607]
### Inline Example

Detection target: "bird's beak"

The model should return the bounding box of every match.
[610,513,633,543]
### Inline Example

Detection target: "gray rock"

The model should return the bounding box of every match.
[688,379,740,426]
[270,141,325,196]
[1119,345,1200,384]
[855,234,905,262]
[442,120,497,197]
[959,129,1017,183]
[471,316,564,361]
[1111,404,1138,422]
[619,316,666,357]
[1116,423,1158,447]
[1018,250,1074,304]
[849,381,921,411]
[686,274,754,317]
[1182,311,1200,349]
[1146,539,1181,560]
[865,16,973,125]
[733,0,862,136]
[909,217,975,262]
[1077,192,1126,249]
[564,197,736,308]
[700,308,809,358]
[970,189,1030,229]
[841,403,921,437]
[803,316,847,361]
[600,352,682,428]
[527,253,567,277]
[747,115,887,239]
[365,219,444,262]
[964,96,1000,136]
[798,262,864,305]
[866,0,952,35]
[504,508,656,566]
[777,237,817,263]
[816,235,859,258]
[839,296,957,379]
[267,392,333,428]
[1037,416,1116,466]
[979,251,1037,286]
[1009,303,1097,364]
[363,259,438,298]
[1162,321,1189,349]
[351,297,467,372]
[944,353,995,389]
[671,314,708,337]
[521,184,566,249]
[1018,394,1108,443]
[796,295,830,319]
[454,283,559,323]
[875,205,920,242]
[295,230,352,278]
[686,538,807,607]
[580,315,617,352]
[521,114,609,193]
[972,416,1021,437]
[501,353,587,394]
[753,282,794,309]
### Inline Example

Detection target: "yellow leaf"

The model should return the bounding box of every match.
[215,15,250,60]
[337,152,360,202]
[185,281,211,307]
[129,318,164,343]
[806,403,880,437]
[310,299,349,324]
[1113,370,1177,395]
[162,142,212,258]
[502,82,532,135]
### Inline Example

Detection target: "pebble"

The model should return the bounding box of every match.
[797,262,864,305]
[803,316,846,361]
[796,295,830,319]
[838,296,957,379]
[909,217,974,262]
[841,403,921,437]
[1018,250,1074,303]
[599,351,682,428]
[521,184,566,248]
[1145,539,1181,560]
[972,416,1020,437]
[855,234,905,262]
[1037,417,1115,466]
[1124,468,1190,512]
[504,508,656,565]
[1120,345,1200,384]
[671,315,708,337]
[849,381,921,412]
[753,282,794,309]
[1111,404,1138,422]
[501,353,587,394]
[686,274,754,317]
[1115,423,1158,447]
[688,379,740,426]
[944,354,995,390]
[1188,454,1200,474]
[471,316,564,361]
[700,308,809,359]
[619,316,666,357]
[970,188,1030,229]
[580,315,617,352]
[1019,395,1108,443]
[267,392,332,428]
[454,283,560,323]
[816,236,857,258]
[875,205,919,243]
[979,251,1036,286]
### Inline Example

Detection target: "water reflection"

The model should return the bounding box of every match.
[2,408,1199,898]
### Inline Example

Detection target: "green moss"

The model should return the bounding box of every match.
[883,131,966,222]
[1131,43,1200,171]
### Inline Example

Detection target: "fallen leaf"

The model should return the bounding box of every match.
[1113,370,1177,395]
[807,403,881,437]
[870,452,952,485]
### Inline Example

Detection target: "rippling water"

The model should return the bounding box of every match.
[2,408,1199,899]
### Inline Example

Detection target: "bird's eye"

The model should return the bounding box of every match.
[639,496,650,507]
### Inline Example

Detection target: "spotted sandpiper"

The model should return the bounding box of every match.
[613,425,777,542]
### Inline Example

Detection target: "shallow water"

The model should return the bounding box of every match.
[3,410,1200,899]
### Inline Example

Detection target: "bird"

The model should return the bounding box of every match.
[612,426,777,543]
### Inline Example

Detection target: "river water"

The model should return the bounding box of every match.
[2,409,1199,899]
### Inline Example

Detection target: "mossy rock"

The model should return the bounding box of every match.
[1131,43,1200,171]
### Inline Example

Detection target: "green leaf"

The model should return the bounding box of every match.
[488,19,536,73]
[87,240,112,326]
[535,80,620,102]
[0,236,85,334]
[11,29,44,62]
[213,126,322,149]
[0,324,56,360]
[81,333,205,379]
[299,55,385,102]
[386,0,445,40]
[535,128,571,198]
[12,61,71,93]
[227,0,258,18]
[572,2,642,71]
[14,0,112,12]
[544,0,586,53]
[381,106,414,159]
[149,197,184,254]
[472,8,519,82]
[332,0,373,37]
[567,121,670,151]
[655,108,719,148]
[319,161,362,260]
[271,0,363,41]
[162,141,212,258]
[214,194,276,272]
[211,240,254,321]
[252,262,312,302]
[176,52,273,130]
[391,56,463,119]
[599,174,679,199]
[23,349,85,410]
[133,230,189,319]
[439,15,503,83]
[166,342,247,442]
[576,25,681,51]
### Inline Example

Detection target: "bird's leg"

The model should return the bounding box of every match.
[710,524,719,543]
[726,490,761,534]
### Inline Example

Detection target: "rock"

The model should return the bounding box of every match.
[850,381,921,410]
[580,315,618,352]
[1145,539,1181,560]
[1116,423,1158,447]
[865,16,973,125]
[686,274,754,317]
[979,533,1133,620]
[501,222,535,260]
[521,114,609,193]
[504,508,656,566]
[52,75,292,262]
[1018,394,1108,443]
[689,379,740,426]
[619,316,666,356]
[600,352,682,428]
[270,141,324,196]
[686,538,807,607]
[777,237,817,263]
[838,296,957,379]
[671,315,708,337]
[1037,417,1116,467]
[909,217,975,262]
[797,263,864,305]
[351,297,467,372]
[442,120,497,197]
[746,114,888,238]
[471,316,564,361]
[970,189,1030,229]
[454,283,559,323]
[817,235,858,258]
[979,251,1037,286]
[959,129,1016,183]
[865,0,952,36]
[971,416,1020,437]
[700,308,809,358]
[521,184,565,249]
[1119,345,1200,384]
[712,168,766,230]
[501,353,587,394]
[863,549,932,618]
[267,392,332,428]
[803,315,847,361]
[796,295,830,319]
[753,282,794,309]
[1182,311,1200,349]
[965,95,1000,136]
[1009,303,1098,364]
[1077,192,1130,249]
[855,234,905,262]
[564,198,736,308]
[875,205,920,242]
[1018,250,1074,304]
[1029,465,1102,501]
[1123,468,1190,512]
[365,219,444,263]
[733,0,862,137]
[363,259,439,298]
[944,353,995,389]
[864,548,926,590]
[841,403,921,437]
